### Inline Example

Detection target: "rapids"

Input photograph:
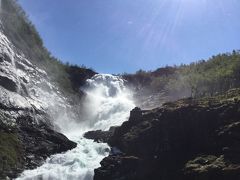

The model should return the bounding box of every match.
[16,74,135,180]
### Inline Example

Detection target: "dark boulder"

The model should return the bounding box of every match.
[94,155,141,180]
[0,75,18,92]
[84,127,116,143]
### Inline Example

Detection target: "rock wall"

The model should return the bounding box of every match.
[94,89,240,180]
[0,26,77,179]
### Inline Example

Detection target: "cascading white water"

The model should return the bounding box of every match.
[16,74,135,180]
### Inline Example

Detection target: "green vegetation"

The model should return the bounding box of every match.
[0,132,23,178]
[124,50,240,99]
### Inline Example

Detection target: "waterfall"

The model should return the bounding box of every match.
[16,74,135,180]
[80,74,135,130]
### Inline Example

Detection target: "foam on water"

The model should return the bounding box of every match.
[17,74,135,180]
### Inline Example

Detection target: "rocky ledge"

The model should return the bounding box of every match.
[93,89,240,180]
[0,111,77,179]
[84,127,116,143]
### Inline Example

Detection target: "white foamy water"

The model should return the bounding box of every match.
[16,74,135,180]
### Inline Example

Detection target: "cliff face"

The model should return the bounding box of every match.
[94,89,240,180]
[0,26,78,179]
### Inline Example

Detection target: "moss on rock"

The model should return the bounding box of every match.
[0,132,23,179]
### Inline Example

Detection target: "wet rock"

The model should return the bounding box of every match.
[0,74,18,92]
[84,127,116,143]
[129,107,142,122]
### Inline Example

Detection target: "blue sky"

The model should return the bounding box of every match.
[18,0,240,74]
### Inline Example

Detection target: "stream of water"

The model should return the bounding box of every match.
[17,74,135,180]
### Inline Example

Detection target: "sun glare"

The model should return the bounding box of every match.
[139,0,210,51]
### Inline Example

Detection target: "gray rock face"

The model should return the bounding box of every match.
[0,27,77,178]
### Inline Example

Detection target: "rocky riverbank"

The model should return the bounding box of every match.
[91,89,240,180]
[0,110,77,179]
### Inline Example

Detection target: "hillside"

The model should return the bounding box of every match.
[124,51,240,108]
